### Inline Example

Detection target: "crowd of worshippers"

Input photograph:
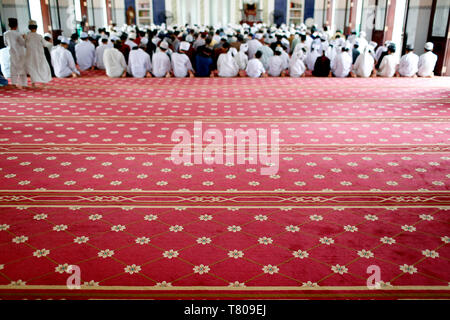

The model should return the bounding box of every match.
[0,18,439,88]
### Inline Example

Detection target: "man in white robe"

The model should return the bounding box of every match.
[127,38,152,78]
[25,20,52,86]
[235,43,249,71]
[51,38,81,78]
[378,44,398,77]
[267,47,287,77]
[245,50,266,78]
[152,41,172,78]
[75,32,95,71]
[331,47,353,78]
[171,41,194,78]
[94,37,109,70]
[397,44,419,77]
[289,48,306,78]
[353,45,376,78]
[217,43,239,77]
[418,42,438,77]
[103,41,127,78]
[305,42,321,71]
[247,33,263,59]
[3,18,27,88]
[0,47,11,79]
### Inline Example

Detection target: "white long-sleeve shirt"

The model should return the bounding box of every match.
[152,51,172,77]
[75,40,95,70]
[332,51,353,78]
[247,39,263,60]
[217,52,239,77]
[353,51,375,78]
[377,54,398,77]
[103,47,127,78]
[398,52,419,77]
[51,46,80,78]
[289,54,306,78]
[246,58,265,78]
[3,30,27,86]
[127,48,152,78]
[171,52,193,78]
[0,47,11,78]
[95,44,109,69]
[418,51,438,77]
[267,55,286,77]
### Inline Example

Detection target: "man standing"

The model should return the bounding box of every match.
[418,42,438,77]
[75,32,95,71]
[397,44,419,77]
[25,20,52,87]
[3,18,27,88]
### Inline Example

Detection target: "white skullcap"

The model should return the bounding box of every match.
[180,41,190,51]
[88,30,95,36]
[255,33,263,40]
[140,37,148,46]
[110,35,119,41]
[44,33,52,38]
[240,43,248,53]
[57,35,63,41]
[424,42,433,50]
[60,37,70,45]
[160,41,169,50]
[80,32,88,39]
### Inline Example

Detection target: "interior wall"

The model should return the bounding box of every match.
[405,0,432,55]
[112,0,126,26]
[2,0,30,33]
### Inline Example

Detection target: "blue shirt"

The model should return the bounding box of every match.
[195,54,213,77]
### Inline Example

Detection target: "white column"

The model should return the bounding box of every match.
[267,0,274,25]
[391,0,407,60]
[204,0,210,25]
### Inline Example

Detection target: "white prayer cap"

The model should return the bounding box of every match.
[88,30,95,36]
[255,33,263,40]
[275,46,283,53]
[57,35,64,41]
[60,37,70,45]
[110,35,119,41]
[80,32,88,39]
[140,37,149,46]
[160,41,169,50]
[240,43,248,53]
[44,33,52,38]
[180,41,190,51]
[28,20,37,26]
[424,42,434,50]
[129,32,136,40]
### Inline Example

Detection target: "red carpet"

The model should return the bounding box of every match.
[0,71,449,299]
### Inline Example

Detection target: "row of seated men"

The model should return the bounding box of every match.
[0,19,439,88]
